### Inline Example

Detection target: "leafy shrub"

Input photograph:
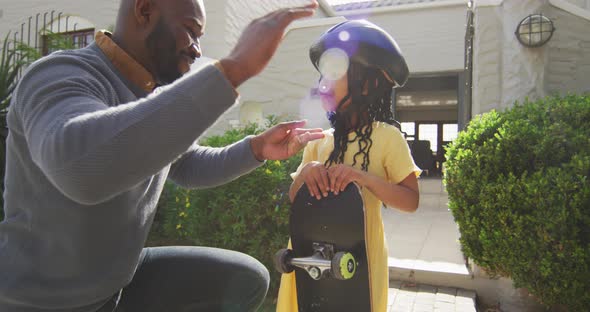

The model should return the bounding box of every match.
[444,95,590,310]
[151,119,302,295]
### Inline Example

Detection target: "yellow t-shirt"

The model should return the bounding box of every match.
[276,122,421,312]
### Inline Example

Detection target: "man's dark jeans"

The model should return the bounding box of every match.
[96,246,269,312]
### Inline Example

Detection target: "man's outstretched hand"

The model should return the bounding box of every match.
[250,120,324,161]
[219,1,319,88]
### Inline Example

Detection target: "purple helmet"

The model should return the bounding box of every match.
[309,19,409,88]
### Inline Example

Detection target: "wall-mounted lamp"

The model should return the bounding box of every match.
[515,14,555,47]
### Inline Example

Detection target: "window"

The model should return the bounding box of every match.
[42,28,94,56]
[71,30,94,49]
[443,124,459,142]
[418,124,438,153]
[401,122,415,140]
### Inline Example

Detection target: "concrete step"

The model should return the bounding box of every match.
[389,262,472,291]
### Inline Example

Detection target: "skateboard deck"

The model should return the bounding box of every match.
[276,183,371,311]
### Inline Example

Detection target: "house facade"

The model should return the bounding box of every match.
[472,0,590,115]
[1,0,589,171]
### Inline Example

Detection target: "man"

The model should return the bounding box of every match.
[0,0,322,311]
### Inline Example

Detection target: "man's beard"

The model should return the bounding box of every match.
[146,18,181,85]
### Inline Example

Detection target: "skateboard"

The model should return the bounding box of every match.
[275,182,371,311]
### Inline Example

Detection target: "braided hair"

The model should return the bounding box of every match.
[325,62,401,172]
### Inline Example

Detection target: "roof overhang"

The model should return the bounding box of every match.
[319,0,468,17]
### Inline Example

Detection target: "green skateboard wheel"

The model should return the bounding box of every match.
[332,252,356,280]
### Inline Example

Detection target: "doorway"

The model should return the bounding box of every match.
[401,121,458,175]
[394,75,461,176]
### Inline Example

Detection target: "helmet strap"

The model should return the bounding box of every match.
[326,92,352,128]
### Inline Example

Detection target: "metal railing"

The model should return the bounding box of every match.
[1,10,94,78]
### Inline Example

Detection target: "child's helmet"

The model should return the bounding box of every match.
[309,19,409,88]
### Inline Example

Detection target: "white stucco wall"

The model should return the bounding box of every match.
[220,0,468,74]
[199,0,230,61]
[342,2,468,74]
[471,0,551,115]
[545,3,590,95]
[223,0,330,48]
[563,0,590,9]
[472,0,590,116]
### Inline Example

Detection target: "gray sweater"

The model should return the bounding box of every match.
[0,43,262,311]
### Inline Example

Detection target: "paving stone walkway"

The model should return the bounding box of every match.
[388,281,477,312]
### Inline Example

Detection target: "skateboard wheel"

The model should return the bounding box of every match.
[274,248,294,274]
[332,252,356,280]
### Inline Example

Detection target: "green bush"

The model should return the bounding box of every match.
[149,119,301,296]
[444,95,590,310]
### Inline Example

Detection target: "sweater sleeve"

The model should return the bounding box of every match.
[168,136,263,189]
[13,54,239,205]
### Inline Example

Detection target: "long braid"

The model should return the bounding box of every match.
[325,63,399,171]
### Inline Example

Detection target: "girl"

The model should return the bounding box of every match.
[276,20,421,312]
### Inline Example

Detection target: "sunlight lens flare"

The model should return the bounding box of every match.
[338,30,350,42]
[318,47,349,81]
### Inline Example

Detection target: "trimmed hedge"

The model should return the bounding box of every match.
[148,120,301,296]
[444,95,590,310]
